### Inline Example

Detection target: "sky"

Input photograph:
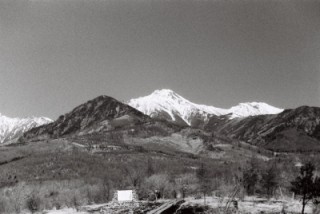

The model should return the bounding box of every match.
[0,0,319,119]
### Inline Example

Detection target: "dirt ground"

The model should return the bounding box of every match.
[184,196,313,214]
[37,196,313,214]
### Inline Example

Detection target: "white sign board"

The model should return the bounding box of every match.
[117,190,133,202]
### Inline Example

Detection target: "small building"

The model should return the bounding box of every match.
[117,190,133,202]
[111,190,138,203]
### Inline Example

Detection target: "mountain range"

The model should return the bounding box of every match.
[21,95,152,141]
[1,89,320,153]
[0,114,52,144]
[204,106,320,152]
[128,89,283,126]
[1,89,319,214]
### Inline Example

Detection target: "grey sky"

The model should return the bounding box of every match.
[0,0,319,119]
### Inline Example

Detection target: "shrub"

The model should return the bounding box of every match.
[26,195,40,213]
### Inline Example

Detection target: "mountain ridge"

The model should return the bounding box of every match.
[128,89,283,126]
[20,95,153,142]
[204,105,320,152]
[3,89,317,149]
[0,114,52,144]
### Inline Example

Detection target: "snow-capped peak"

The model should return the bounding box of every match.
[228,102,283,119]
[152,89,176,96]
[128,89,283,125]
[0,113,52,144]
[128,89,227,125]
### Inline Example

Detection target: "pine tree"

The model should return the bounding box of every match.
[291,162,320,214]
[261,165,278,198]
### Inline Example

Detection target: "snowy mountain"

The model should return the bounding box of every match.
[128,89,228,126]
[204,106,320,152]
[128,89,283,126]
[0,113,52,144]
[228,102,284,119]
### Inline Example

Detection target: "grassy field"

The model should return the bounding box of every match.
[0,131,317,213]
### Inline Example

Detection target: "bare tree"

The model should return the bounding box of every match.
[196,163,212,205]
[145,173,172,200]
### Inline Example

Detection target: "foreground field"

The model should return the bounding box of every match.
[38,196,313,214]
[0,135,319,213]
[185,196,312,214]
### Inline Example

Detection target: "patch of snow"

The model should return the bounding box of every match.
[41,207,87,214]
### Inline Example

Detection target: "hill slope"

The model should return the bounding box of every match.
[21,95,152,141]
[205,106,320,152]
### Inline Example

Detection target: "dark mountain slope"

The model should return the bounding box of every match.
[21,95,152,141]
[205,106,320,152]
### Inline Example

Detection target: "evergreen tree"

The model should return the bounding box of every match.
[146,158,155,176]
[261,165,278,198]
[291,162,320,214]
[242,157,260,196]
[243,167,258,195]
